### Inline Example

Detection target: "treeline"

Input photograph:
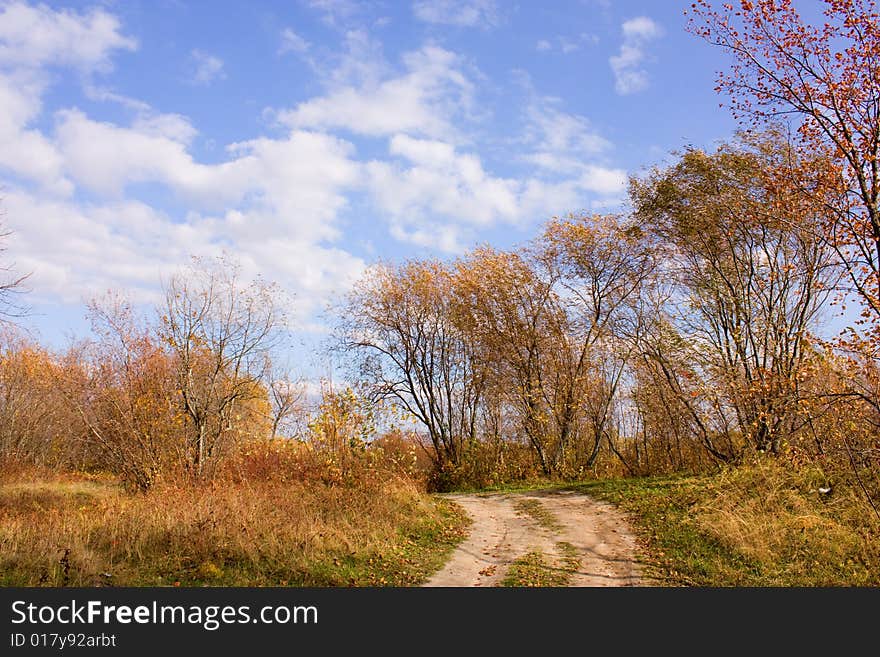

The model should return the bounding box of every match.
[2,132,879,498]
[0,256,411,491]
[338,132,879,490]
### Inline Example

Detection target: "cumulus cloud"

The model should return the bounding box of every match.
[0,0,136,72]
[609,16,662,95]
[189,49,225,85]
[0,72,70,194]
[0,2,368,323]
[277,44,474,140]
[364,133,624,252]
[2,188,365,320]
[0,1,135,194]
[412,0,499,28]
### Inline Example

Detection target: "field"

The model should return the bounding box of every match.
[0,465,468,587]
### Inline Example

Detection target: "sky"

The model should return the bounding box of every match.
[0,0,743,364]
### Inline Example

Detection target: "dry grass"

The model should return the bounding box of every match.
[573,459,880,586]
[0,463,467,587]
[691,460,880,585]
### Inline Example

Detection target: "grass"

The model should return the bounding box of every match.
[0,470,469,587]
[568,460,880,586]
[513,497,561,530]
[501,543,581,587]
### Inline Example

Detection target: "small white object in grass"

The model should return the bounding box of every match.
[818,486,832,495]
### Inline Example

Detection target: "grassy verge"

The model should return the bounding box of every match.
[0,471,469,587]
[568,461,880,586]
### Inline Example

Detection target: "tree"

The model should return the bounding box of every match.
[266,362,307,440]
[67,293,179,491]
[688,0,880,350]
[630,133,835,456]
[161,255,284,477]
[0,326,68,464]
[542,214,655,469]
[453,247,562,475]
[339,260,485,477]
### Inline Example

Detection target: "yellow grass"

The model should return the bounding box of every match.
[0,467,467,587]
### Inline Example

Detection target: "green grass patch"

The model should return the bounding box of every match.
[513,498,561,530]
[295,497,470,587]
[501,552,569,587]
[501,542,580,587]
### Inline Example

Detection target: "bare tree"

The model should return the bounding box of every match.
[0,220,30,321]
[161,255,285,477]
[266,361,307,439]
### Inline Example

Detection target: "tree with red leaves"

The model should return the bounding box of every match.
[688,0,880,353]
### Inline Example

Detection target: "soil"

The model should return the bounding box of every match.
[424,489,644,587]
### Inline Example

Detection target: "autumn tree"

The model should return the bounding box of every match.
[0,327,69,465]
[631,133,835,457]
[339,260,485,478]
[64,294,180,490]
[453,247,564,475]
[161,256,283,477]
[688,0,880,352]
[542,214,655,470]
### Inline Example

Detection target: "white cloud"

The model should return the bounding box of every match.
[190,49,225,85]
[622,16,662,40]
[53,108,361,244]
[0,1,629,327]
[578,165,626,196]
[54,109,245,201]
[559,38,580,54]
[0,1,135,193]
[2,188,365,320]
[277,44,474,140]
[279,28,310,55]
[535,33,599,55]
[132,113,198,145]
[0,0,136,72]
[522,99,610,173]
[609,16,662,95]
[0,3,368,323]
[364,134,624,252]
[83,84,151,113]
[413,0,499,28]
[0,72,70,194]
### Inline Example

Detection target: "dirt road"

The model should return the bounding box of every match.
[424,490,643,587]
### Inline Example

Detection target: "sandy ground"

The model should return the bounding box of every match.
[424,490,643,587]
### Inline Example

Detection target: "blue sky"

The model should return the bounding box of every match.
[0,0,741,355]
